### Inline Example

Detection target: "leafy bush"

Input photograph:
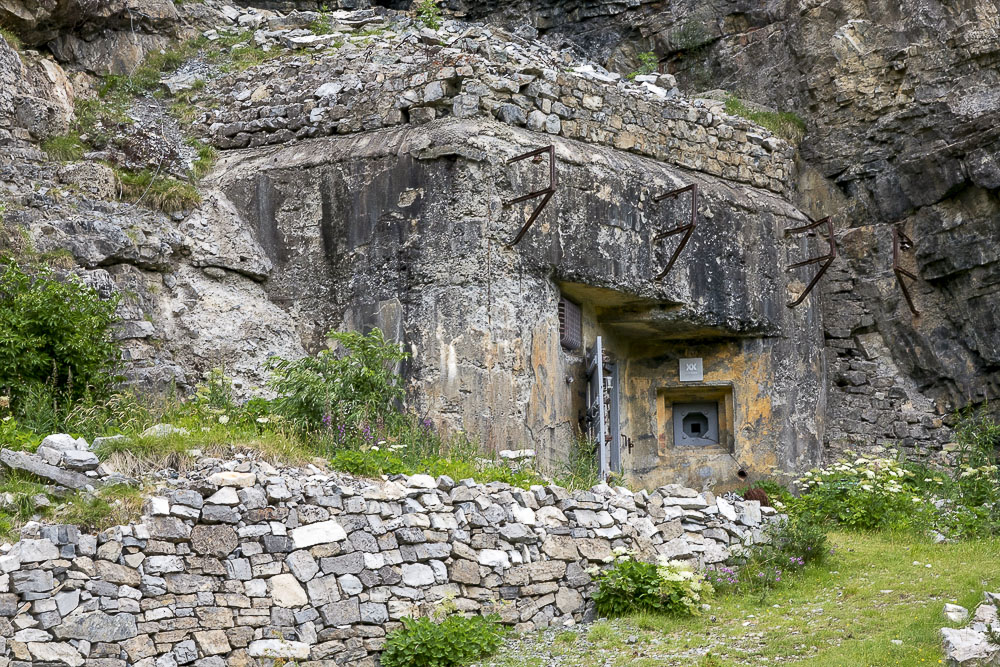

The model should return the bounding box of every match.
[0,261,120,411]
[268,328,407,431]
[952,405,1000,507]
[380,614,505,667]
[591,557,712,617]
[416,0,442,30]
[792,455,921,530]
[627,51,659,79]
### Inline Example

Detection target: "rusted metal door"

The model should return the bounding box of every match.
[587,337,621,480]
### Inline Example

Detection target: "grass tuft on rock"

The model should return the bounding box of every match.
[113,167,202,212]
[724,95,807,144]
[41,133,87,161]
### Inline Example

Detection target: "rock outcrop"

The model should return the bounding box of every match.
[941,592,1000,666]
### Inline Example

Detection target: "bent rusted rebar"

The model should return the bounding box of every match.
[893,225,920,316]
[504,145,557,247]
[785,215,836,308]
[651,183,697,281]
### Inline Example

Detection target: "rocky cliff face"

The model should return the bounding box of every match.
[1,0,994,474]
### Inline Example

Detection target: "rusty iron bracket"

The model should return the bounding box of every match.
[784,215,836,308]
[651,184,697,281]
[504,145,557,246]
[893,225,920,316]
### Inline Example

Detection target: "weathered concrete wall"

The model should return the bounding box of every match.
[0,454,775,666]
[214,117,825,488]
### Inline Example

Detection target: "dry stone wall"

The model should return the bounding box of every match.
[193,15,794,194]
[0,448,773,666]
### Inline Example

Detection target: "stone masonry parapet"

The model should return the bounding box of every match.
[191,13,794,194]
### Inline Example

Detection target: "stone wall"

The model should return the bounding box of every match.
[0,452,772,666]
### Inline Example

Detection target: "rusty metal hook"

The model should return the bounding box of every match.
[893,225,920,316]
[651,183,697,281]
[504,145,557,247]
[785,215,836,308]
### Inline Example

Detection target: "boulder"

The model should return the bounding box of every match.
[0,449,94,490]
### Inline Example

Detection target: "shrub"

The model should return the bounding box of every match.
[0,261,120,410]
[380,614,505,667]
[416,0,442,30]
[627,51,659,79]
[792,455,921,530]
[268,328,407,431]
[952,404,1000,507]
[591,557,712,617]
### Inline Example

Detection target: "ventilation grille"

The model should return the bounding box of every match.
[558,296,582,351]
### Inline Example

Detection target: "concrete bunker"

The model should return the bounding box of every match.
[218,118,826,491]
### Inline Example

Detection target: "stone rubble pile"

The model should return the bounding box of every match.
[941,594,1000,666]
[190,8,793,193]
[0,447,774,666]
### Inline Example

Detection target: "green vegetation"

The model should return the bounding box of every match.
[188,139,218,179]
[268,328,408,431]
[0,260,120,414]
[53,483,145,533]
[786,407,1000,539]
[592,557,712,617]
[484,531,1000,666]
[41,133,87,161]
[724,94,807,144]
[309,5,336,35]
[0,25,22,51]
[381,614,506,667]
[113,167,202,212]
[1,328,589,489]
[626,51,659,80]
[707,514,828,599]
[416,0,442,30]
[0,460,144,540]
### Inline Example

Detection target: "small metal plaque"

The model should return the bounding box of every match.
[679,358,703,382]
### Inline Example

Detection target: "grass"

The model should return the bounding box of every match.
[53,484,145,533]
[188,140,218,179]
[724,95,807,144]
[41,133,86,161]
[482,531,1000,666]
[113,167,202,212]
[0,26,22,51]
[92,426,314,478]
